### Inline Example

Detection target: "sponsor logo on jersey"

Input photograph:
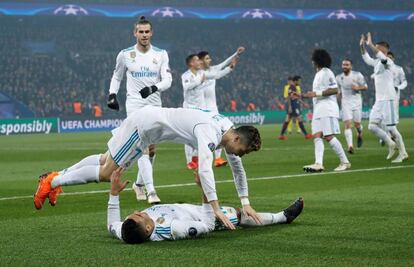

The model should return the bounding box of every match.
[153,58,158,64]
[130,51,136,58]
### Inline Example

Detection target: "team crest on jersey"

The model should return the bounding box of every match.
[208,143,216,152]
[130,51,136,59]
[153,58,158,64]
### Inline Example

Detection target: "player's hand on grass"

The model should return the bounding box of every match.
[107,93,119,111]
[236,47,245,55]
[214,209,236,230]
[110,167,129,196]
[242,205,262,225]
[139,85,158,99]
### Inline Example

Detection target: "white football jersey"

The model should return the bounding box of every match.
[391,64,407,101]
[124,106,248,201]
[182,67,232,109]
[109,44,172,110]
[336,70,367,105]
[107,195,215,242]
[312,68,340,119]
[362,51,395,101]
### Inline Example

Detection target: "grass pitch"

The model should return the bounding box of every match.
[0,120,413,266]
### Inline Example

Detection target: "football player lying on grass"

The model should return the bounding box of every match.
[107,168,304,244]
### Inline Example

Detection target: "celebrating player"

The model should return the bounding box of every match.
[198,48,245,167]
[302,49,351,172]
[278,75,312,140]
[360,33,408,163]
[336,59,368,153]
[107,16,172,204]
[107,167,303,243]
[34,106,262,229]
[182,53,239,170]
[388,51,408,129]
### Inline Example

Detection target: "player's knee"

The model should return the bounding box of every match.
[368,123,377,131]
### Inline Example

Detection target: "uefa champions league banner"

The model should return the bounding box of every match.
[59,118,123,133]
[0,3,413,21]
[0,118,58,135]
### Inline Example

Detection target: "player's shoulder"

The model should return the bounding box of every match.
[151,45,167,54]
[121,45,135,53]
[181,69,192,77]
[351,70,363,76]
[335,73,343,79]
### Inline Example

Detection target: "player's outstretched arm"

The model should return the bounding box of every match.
[107,168,129,240]
[213,46,245,70]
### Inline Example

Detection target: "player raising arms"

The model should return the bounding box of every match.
[336,59,368,154]
[182,52,240,170]
[34,106,262,229]
[303,49,351,172]
[360,33,408,162]
[198,48,245,167]
[107,167,304,243]
[107,16,172,204]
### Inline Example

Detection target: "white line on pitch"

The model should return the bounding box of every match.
[0,164,413,202]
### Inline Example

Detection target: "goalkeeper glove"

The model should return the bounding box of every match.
[139,85,158,99]
[107,93,119,111]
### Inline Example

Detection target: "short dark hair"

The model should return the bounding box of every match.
[312,49,332,68]
[376,41,390,50]
[121,218,150,244]
[134,16,152,31]
[287,76,294,81]
[198,51,209,60]
[292,75,301,81]
[186,54,198,66]
[235,126,261,152]
[387,51,394,58]
[342,58,353,64]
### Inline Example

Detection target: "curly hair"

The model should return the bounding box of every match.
[235,126,261,152]
[312,49,332,68]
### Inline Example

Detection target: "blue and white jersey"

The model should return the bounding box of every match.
[109,44,172,111]
[107,196,216,242]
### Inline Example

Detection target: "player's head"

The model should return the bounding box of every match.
[292,75,301,85]
[198,51,211,69]
[387,51,395,61]
[375,41,390,54]
[341,58,353,74]
[312,49,332,69]
[186,54,201,70]
[134,16,153,48]
[224,126,261,157]
[287,76,294,85]
[121,211,154,244]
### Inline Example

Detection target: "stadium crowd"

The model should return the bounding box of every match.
[0,17,413,117]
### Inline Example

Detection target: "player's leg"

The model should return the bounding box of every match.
[344,119,354,154]
[296,116,312,139]
[238,197,304,227]
[185,145,198,170]
[136,146,160,204]
[353,106,363,148]
[295,118,301,133]
[304,118,324,172]
[384,102,408,163]
[323,117,350,171]
[287,119,293,134]
[278,115,290,140]
[368,101,396,159]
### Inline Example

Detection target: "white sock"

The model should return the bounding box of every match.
[137,155,155,194]
[240,211,286,226]
[214,149,222,159]
[314,138,324,165]
[52,165,100,188]
[388,126,407,154]
[344,128,353,148]
[60,154,101,175]
[328,137,349,164]
[185,145,193,164]
[368,123,393,145]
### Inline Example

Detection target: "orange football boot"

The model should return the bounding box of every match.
[34,172,60,210]
[214,157,228,167]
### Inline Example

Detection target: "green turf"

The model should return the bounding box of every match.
[0,120,413,266]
